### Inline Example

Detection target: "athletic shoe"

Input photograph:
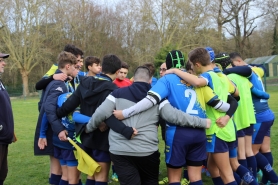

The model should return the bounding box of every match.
[180,178,190,185]
[111,173,118,182]
[206,169,211,177]
[257,170,263,182]
[201,165,206,173]
[158,177,168,185]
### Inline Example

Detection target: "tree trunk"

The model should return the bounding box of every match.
[272,18,278,55]
[20,68,29,96]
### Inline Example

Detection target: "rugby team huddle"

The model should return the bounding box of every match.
[33,44,276,185]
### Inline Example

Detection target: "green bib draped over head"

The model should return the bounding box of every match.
[227,74,256,130]
[205,71,236,142]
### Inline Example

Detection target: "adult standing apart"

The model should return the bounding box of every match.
[0,52,15,185]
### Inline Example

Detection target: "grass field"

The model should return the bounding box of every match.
[4,85,278,185]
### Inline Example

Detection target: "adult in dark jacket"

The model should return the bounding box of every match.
[56,54,122,185]
[0,52,15,185]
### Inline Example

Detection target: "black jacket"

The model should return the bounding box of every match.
[0,80,14,145]
[56,74,117,151]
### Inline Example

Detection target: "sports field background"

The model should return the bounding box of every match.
[4,85,278,185]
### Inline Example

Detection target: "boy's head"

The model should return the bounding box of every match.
[188,47,211,74]
[185,60,194,75]
[142,62,155,77]
[64,44,84,68]
[133,66,152,83]
[117,62,129,80]
[57,51,78,76]
[101,54,122,76]
[85,56,101,75]
[214,53,231,70]
[229,52,245,67]
[159,62,167,77]
[165,50,185,69]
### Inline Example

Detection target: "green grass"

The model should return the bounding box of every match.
[5,86,278,185]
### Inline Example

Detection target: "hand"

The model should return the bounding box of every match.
[58,130,68,141]
[38,138,47,150]
[53,73,68,81]
[164,68,177,75]
[99,122,108,132]
[131,128,138,139]
[113,110,124,120]
[216,115,230,128]
[206,119,211,129]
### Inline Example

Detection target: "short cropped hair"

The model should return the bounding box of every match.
[101,54,122,74]
[229,52,242,60]
[57,51,77,69]
[142,62,155,76]
[133,66,151,82]
[185,60,192,71]
[121,61,129,70]
[85,56,101,71]
[188,47,210,66]
[64,44,84,58]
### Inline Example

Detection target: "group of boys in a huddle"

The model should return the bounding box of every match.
[33,44,276,185]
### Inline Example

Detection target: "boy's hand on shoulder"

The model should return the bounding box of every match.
[113,110,124,120]
[53,73,68,81]
[165,68,177,75]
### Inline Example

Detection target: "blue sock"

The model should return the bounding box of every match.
[225,182,237,185]
[86,179,95,185]
[212,177,224,185]
[262,152,274,184]
[169,183,181,185]
[247,156,257,178]
[78,179,82,185]
[238,159,248,168]
[233,172,241,184]
[50,174,62,185]
[59,179,68,185]
[95,182,107,185]
[255,152,278,183]
[236,165,257,185]
[184,168,189,179]
[190,180,203,185]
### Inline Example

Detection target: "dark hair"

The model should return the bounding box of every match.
[101,54,122,74]
[133,66,151,82]
[57,51,77,69]
[85,56,101,71]
[121,61,129,70]
[142,62,155,76]
[229,52,242,60]
[188,47,210,66]
[185,60,192,71]
[63,44,84,58]
[166,50,185,69]
[214,53,231,70]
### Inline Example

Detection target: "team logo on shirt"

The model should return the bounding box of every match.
[55,87,63,92]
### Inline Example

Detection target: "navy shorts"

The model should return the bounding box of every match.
[53,146,78,167]
[165,126,207,168]
[206,134,237,153]
[83,147,111,163]
[237,124,254,137]
[252,120,274,144]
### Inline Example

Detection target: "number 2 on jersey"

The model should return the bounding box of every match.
[184,89,198,114]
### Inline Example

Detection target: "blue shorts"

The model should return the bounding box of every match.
[206,134,237,153]
[252,120,274,144]
[53,146,78,167]
[266,129,271,137]
[237,125,254,137]
[165,126,207,168]
[83,147,111,163]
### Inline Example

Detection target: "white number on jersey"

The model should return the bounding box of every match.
[184,89,198,114]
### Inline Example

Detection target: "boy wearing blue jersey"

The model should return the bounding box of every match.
[162,48,239,185]
[230,52,278,184]
[34,51,78,185]
[113,50,237,185]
